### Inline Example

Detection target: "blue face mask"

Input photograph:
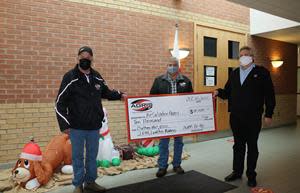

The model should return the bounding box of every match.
[167,66,179,74]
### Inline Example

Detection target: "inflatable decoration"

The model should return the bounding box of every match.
[136,140,159,157]
[96,108,121,168]
[11,134,72,190]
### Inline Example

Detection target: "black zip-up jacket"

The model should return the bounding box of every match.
[217,65,275,118]
[150,73,193,94]
[55,65,122,132]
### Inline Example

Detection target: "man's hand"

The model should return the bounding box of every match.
[121,93,127,101]
[264,117,272,127]
[213,90,218,98]
[62,128,70,135]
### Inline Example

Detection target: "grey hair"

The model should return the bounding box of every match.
[169,57,179,65]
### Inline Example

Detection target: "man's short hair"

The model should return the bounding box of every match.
[240,46,252,52]
[169,57,179,65]
[239,46,254,56]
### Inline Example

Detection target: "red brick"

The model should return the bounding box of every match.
[1,0,245,104]
[249,36,297,94]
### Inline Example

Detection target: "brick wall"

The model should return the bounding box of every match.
[138,0,249,25]
[270,95,297,127]
[0,0,250,104]
[0,0,194,103]
[249,36,298,94]
[0,101,126,163]
[249,36,298,127]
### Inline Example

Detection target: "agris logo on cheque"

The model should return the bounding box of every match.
[130,99,153,111]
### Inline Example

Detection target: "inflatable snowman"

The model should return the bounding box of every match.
[96,108,121,168]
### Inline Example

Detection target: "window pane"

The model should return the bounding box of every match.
[204,36,217,57]
[228,40,239,59]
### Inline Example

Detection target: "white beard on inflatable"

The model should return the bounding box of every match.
[96,108,121,168]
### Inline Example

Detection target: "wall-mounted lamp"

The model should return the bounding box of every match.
[271,60,283,68]
[169,48,190,60]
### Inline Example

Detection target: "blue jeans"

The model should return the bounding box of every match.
[158,137,184,169]
[70,129,100,187]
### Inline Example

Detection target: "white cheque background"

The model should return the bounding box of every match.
[127,93,216,140]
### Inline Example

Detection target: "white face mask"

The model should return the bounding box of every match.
[239,56,253,66]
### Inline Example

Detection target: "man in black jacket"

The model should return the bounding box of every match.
[214,46,275,187]
[150,57,193,178]
[55,46,125,193]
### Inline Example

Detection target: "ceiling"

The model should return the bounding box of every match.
[227,0,300,22]
[256,26,300,45]
[227,0,300,45]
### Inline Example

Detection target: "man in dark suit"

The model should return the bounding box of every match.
[214,46,276,187]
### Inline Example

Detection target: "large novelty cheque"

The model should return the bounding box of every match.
[126,92,216,141]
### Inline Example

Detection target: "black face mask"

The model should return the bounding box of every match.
[79,58,91,70]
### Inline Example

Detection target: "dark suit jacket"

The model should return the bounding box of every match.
[217,65,276,118]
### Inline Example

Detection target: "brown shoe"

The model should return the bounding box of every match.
[173,166,185,174]
[73,185,83,193]
[156,168,167,177]
[84,182,106,192]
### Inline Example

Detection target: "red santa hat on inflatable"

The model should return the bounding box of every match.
[141,139,154,148]
[20,141,42,161]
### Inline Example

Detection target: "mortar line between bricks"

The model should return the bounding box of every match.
[63,0,249,33]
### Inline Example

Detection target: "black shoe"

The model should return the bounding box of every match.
[224,172,242,182]
[247,178,257,187]
[156,168,167,177]
[173,166,185,174]
[84,182,106,192]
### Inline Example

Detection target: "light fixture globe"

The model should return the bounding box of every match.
[169,48,190,60]
[271,60,283,68]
